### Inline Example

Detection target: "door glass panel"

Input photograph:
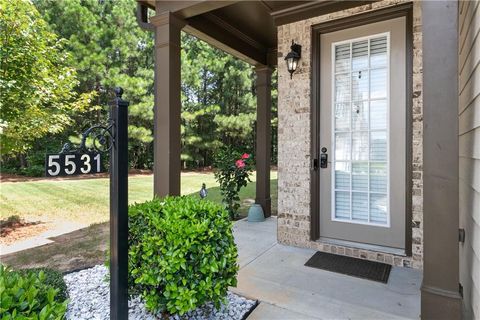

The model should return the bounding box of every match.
[352,101,368,131]
[335,103,350,131]
[335,73,350,102]
[370,194,387,224]
[352,161,369,174]
[352,192,369,221]
[370,100,387,130]
[335,162,351,189]
[370,36,388,68]
[331,33,390,226]
[352,174,368,191]
[370,131,387,161]
[351,71,369,100]
[352,132,369,161]
[352,162,368,191]
[335,43,351,73]
[335,191,350,220]
[370,162,387,192]
[370,68,387,99]
[352,40,369,70]
[335,133,350,161]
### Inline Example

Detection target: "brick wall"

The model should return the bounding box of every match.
[277,0,423,269]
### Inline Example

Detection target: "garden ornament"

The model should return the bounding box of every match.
[248,204,265,222]
[199,183,208,199]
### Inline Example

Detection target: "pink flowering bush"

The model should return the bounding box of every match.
[213,148,253,219]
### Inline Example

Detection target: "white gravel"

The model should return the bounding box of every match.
[64,265,256,320]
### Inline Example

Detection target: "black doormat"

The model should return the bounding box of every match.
[304,251,391,283]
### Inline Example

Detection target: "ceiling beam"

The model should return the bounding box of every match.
[146,0,238,19]
[271,1,378,26]
[185,14,269,66]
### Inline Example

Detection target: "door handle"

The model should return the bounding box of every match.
[320,147,328,169]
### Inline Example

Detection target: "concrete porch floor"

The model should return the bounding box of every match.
[232,217,422,319]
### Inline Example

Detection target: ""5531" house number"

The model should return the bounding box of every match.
[45,152,104,177]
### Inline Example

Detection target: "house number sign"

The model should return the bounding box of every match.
[45,152,104,177]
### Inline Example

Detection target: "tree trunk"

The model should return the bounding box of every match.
[18,153,27,169]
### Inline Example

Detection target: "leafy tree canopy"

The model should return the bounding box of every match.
[35,0,155,168]
[0,0,93,156]
[2,0,277,174]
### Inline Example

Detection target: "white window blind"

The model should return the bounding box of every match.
[332,34,389,226]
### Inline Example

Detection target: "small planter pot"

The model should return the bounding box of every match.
[247,204,265,222]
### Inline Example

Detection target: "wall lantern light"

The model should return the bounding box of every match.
[285,40,302,79]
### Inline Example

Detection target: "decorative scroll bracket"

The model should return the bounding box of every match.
[58,88,129,155]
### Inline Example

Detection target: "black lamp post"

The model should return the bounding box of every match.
[284,40,302,79]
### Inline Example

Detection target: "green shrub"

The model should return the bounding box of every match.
[128,196,238,315]
[19,164,45,177]
[0,265,68,319]
[1,162,44,177]
[20,268,68,302]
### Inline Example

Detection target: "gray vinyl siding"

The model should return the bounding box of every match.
[459,1,480,319]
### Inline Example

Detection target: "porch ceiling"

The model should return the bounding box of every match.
[139,0,377,66]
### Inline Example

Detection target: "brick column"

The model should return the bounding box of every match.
[255,66,273,217]
[151,12,185,197]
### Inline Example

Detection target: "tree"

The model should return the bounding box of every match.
[35,0,155,169]
[0,0,93,158]
[33,1,277,171]
[181,33,258,168]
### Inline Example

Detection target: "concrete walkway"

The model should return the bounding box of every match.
[0,221,85,255]
[232,217,421,320]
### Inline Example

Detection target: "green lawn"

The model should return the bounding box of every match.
[1,171,277,271]
[0,171,278,225]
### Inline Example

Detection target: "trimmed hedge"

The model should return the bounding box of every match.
[0,265,68,319]
[128,196,238,315]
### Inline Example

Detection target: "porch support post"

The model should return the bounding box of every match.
[421,1,462,319]
[255,65,273,217]
[151,12,185,197]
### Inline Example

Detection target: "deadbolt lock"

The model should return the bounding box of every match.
[320,147,328,168]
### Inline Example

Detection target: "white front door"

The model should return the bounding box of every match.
[319,17,407,250]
